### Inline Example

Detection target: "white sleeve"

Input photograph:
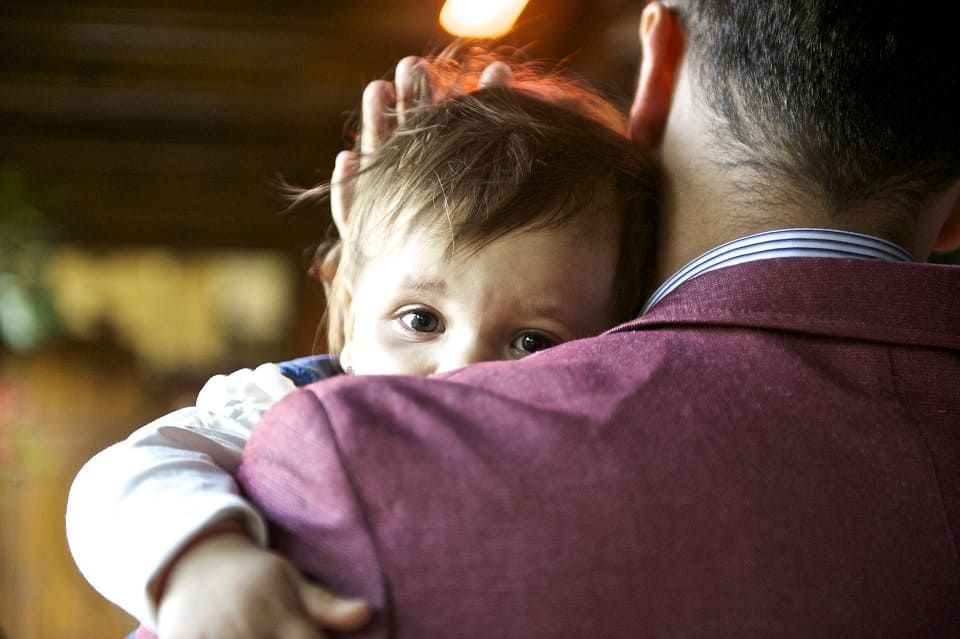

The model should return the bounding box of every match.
[65,362,297,628]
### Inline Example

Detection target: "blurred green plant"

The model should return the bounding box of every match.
[0,166,60,353]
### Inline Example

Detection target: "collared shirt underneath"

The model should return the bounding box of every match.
[640,228,912,315]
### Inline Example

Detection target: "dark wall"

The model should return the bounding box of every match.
[0,1,448,250]
[1,0,638,251]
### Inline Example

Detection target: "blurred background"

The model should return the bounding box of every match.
[0,0,643,636]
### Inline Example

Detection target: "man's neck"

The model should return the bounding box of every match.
[645,69,948,289]
[650,118,930,287]
[650,143,790,286]
[648,77,792,286]
[652,195,919,290]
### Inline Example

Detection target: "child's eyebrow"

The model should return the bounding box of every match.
[398,276,447,294]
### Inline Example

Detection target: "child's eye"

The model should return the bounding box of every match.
[398,309,443,333]
[510,331,558,356]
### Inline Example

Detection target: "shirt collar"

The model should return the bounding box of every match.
[640,228,913,315]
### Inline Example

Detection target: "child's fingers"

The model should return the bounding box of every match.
[330,150,358,230]
[360,80,396,156]
[479,61,513,88]
[395,55,433,126]
[298,580,373,631]
[360,57,507,156]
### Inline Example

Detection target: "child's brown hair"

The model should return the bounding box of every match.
[297,47,658,354]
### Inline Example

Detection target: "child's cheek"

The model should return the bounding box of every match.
[350,321,435,376]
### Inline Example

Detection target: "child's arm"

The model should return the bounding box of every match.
[68,358,371,638]
[66,363,294,627]
[154,528,370,639]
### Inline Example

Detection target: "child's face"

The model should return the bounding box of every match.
[339,211,621,375]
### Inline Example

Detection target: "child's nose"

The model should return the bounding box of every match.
[433,338,500,373]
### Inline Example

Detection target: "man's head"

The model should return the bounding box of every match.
[631,1,960,269]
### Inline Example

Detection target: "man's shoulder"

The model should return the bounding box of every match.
[630,257,960,348]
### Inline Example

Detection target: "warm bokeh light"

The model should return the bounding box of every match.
[439,0,530,38]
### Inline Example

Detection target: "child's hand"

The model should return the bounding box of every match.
[156,532,371,639]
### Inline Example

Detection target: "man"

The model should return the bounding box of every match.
[96,1,960,637]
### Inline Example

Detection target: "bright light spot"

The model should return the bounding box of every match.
[439,0,531,39]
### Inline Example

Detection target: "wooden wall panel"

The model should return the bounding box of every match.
[1,344,187,639]
[0,0,448,249]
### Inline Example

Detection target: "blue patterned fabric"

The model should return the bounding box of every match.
[275,354,342,387]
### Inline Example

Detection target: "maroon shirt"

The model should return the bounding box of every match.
[159,257,960,638]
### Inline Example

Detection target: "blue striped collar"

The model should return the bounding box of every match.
[640,228,912,315]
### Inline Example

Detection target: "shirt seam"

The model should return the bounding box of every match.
[626,307,959,345]
[885,348,960,565]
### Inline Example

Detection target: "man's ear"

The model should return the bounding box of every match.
[629,2,686,149]
[933,190,960,253]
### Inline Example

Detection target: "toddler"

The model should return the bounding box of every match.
[66,48,658,637]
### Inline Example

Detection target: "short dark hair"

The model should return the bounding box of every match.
[299,48,658,353]
[669,0,960,216]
